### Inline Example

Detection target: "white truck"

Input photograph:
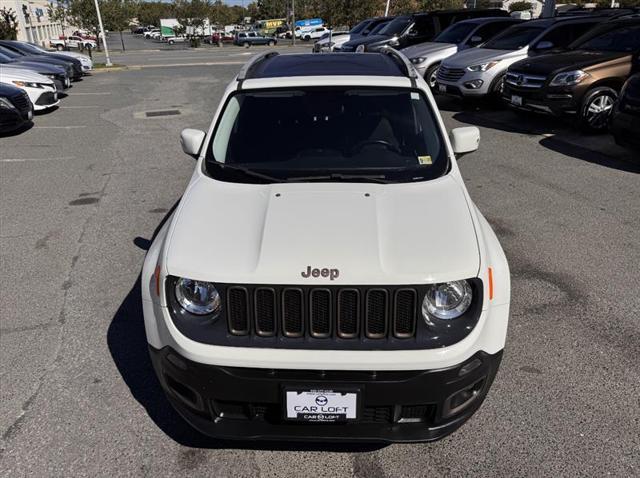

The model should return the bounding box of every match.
[49,36,97,51]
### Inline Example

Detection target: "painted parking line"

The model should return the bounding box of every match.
[61,106,103,109]
[68,92,112,95]
[34,125,88,129]
[0,156,75,162]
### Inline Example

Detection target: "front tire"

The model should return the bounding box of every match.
[425,64,440,90]
[268,40,275,46]
[56,44,64,51]
[580,86,617,133]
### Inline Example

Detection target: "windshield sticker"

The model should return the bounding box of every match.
[411,92,420,100]
[418,155,432,165]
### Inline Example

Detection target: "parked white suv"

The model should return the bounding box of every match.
[142,50,510,442]
[0,65,59,110]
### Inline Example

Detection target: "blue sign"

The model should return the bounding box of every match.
[295,18,323,27]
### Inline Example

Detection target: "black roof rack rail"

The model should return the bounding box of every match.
[378,47,418,87]
[237,51,280,88]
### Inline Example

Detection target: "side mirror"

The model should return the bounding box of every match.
[180,128,205,158]
[535,41,554,51]
[469,35,483,45]
[450,126,480,156]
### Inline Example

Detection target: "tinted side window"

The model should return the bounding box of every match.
[538,22,598,49]
[473,21,517,43]
[413,17,436,38]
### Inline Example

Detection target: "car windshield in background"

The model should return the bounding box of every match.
[434,23,478,44]
[483,26,544,50]
[368,21,392,35]
[575,25,640,52]
[206,87,447,184]
[350,20,371,34]
[0,46,21,58]
[379,17,412,36]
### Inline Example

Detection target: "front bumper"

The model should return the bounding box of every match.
[437,70,493,97]
[502,83,579,116]
[32,90,59,111]
[150,345,503,442]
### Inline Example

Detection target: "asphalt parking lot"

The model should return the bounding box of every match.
[1,44,639,476]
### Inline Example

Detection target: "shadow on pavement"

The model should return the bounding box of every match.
[0,121,34,137]
[107,203,385,452]
[540,136,640,174]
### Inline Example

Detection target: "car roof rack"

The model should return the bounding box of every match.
[237,51,280,88]
[378,47,418,87]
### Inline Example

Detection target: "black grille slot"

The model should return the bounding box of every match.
[394,289,417,338]
[337,289,359,338]
[309,289,331,338]
[227,287,249,335]
[282,288,304,337]
[362,406,393,423]
[35,92,56,106]
[11,92,30,111]
[254,288,276,337]
[365,289,388,339]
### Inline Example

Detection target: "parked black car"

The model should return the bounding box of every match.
[0,40,83,80]
[0,45,75,84]
[0,51,70,91]
[611,73,640,150]
[338,9,508,52]
[0,83,33,133]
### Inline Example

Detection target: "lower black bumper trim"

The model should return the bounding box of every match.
[149,345,503,443]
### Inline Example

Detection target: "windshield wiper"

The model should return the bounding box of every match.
[213,162,285,183]
[286,173,391,184]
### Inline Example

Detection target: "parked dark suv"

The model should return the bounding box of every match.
[0,83,33,133]
[503,18,640,132]
[338,9,508,53]
[611,73,640,150]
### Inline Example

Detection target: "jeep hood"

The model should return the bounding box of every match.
[165,176,480,285]
[510,50,631,76]
[402,42,457,59]
[444,47,525,68]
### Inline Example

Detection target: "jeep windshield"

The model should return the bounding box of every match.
[205,87,448,184]
[483,26,544,50]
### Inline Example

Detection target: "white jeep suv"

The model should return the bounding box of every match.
[142,50,510,442]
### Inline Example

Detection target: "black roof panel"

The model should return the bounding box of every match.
[247,53,407,79]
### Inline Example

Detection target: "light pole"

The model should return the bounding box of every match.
[93,0,112,66]
[384,0,390,16]
[291,0,295,46]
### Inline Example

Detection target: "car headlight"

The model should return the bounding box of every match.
[549,70,589,87]
[356,44,365,53]
[422,280,473,320]
[175,277,221,316]
[0,97,16,109]
[12,80,42,89]
[466,61,500,72]
[410,57,426,65]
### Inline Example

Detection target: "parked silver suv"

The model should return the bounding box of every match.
[402,17,521,89]
[436,16,603,99]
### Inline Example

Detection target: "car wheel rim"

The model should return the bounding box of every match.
[586,95,614,129]
[429,68,439,88]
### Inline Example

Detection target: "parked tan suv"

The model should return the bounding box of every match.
[503,17,640,132]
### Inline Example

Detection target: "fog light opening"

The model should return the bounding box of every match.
[443,378,485,418]
[164,373,201,410]
[464,80,484,89]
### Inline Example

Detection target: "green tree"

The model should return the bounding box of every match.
[136,1,176,27]
[0,7,19,40]
[102,0,136,50]
[508,1,532,12]
[418,0,465,10]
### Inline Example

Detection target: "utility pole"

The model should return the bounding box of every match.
[93,0,112,66]
[541,0,556,18]
[291,0,295,46]
[384,0,390,16]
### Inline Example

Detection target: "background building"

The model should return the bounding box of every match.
[0,0,65,45]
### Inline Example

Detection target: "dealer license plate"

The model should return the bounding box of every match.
[285,390,358,422]
[511,95,522,106]
[439,84,447,94]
